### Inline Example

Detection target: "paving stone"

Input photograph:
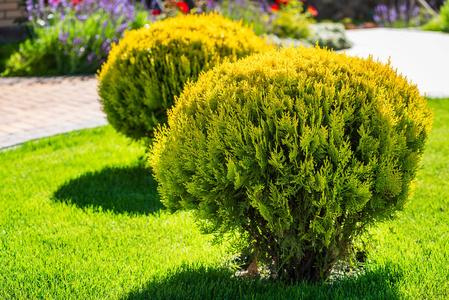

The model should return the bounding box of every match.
[0,75,107,149]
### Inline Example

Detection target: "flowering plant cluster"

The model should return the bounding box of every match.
[270,0,317,18]
[147,0,318,38]
[4,0,327,76]
[150,0,192,19]
[3,0,149,76]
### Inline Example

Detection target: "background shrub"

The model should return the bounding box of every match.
[267,34,313,49]
[0,40,21,74]
[149,46,433,283]
[308,23,351,50]
[97,13,274,141]
[2,0,149,76]
[422,0,449,32]
[267,22,352,52]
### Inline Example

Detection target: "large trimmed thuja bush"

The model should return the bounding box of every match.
[149,46,433,282]
[98,13,273,141]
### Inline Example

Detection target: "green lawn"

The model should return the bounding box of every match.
[1,98,448,299]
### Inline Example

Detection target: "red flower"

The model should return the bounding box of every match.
[270,4,280,11]
[176,1,189,13]
[71,0,82,5]
[307,6,318,17]
[275,0,288,5]
[151,9,161,16]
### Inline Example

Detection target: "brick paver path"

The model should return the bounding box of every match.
[0,75,107,149]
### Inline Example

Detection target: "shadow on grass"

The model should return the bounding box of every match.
[122,264,402,300]
[53,164,164,215]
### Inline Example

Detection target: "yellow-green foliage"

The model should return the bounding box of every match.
[98,13,274,140]
[149,46,433,282]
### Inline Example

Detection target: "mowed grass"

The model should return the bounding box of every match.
[0,98,448,299]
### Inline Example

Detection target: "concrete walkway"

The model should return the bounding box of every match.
[341,28,449,99]
[0,28,448,149]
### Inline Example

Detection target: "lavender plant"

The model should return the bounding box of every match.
[373,0,437,28]
[3,0,150,76]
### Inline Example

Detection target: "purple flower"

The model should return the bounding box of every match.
[116,23,128,34]
[87,51,95,63]
[48,0,59,10]
[413,6,420,17]
[389,7,397,22]
[376,4,388,13]
[375,4,388,21]
[206,0,217,11]
[101,41,109,53]
[398,2,408,20]
[73,38,84,45]
[399,4,408,14]
[58,33,69,42]
[125,10,134,19]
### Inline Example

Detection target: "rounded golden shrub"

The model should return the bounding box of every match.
[97,13,274,140]
[149,46,433,282]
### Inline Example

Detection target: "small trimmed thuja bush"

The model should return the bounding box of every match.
[149,46,433,283]
[97,13,274,141]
